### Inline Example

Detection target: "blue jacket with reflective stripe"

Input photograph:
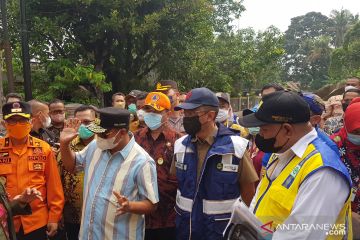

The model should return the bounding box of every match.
[174,124,248,240]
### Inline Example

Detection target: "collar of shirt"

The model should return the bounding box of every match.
[112,132,135,160]
[168,116,182,124]
[270,128,318,180]
[191,125,218,145]
[278,128,318,162]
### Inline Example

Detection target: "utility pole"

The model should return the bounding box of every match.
[0,0,15,93]
[19,0,32,100]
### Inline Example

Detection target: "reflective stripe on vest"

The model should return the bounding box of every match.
[176,190,238,215]
[203,198,237,215]
[176,190,193,212]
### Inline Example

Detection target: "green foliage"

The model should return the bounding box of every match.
[329,21,360,81]
[46,61,110,105]
[167,26,285,94]
[330,9,359,48]
[283,12,335,89]
[4,0,359,100]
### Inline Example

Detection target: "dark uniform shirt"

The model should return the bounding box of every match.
[134,126,181,229]
[30,128,58,150]
[47,125,63,144]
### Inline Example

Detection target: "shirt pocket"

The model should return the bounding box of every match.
[267,185,297,216]
[28,162,46,185]
[0,164,12,175]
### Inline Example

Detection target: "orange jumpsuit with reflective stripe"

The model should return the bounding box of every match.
[0,136,64,234]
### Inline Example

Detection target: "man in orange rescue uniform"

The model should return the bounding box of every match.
[0,101,64,240]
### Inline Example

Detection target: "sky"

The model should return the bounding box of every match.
[235,0,360,32]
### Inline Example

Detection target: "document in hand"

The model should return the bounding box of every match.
[223,198,273,240]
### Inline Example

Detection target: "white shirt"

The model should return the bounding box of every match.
[249,129,349,240]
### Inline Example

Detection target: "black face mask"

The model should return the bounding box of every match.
[342,103,349,112]
[183,116,202,137]
[255,125,288,153]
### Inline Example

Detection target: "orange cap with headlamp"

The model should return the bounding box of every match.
[144,92,171,111]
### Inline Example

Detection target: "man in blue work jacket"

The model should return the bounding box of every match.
[171,88,258,240]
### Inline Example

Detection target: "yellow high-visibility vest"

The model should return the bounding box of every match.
[253,141,352,240]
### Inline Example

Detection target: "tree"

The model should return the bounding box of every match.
[11,0,246,101]
[283,12,335,89]
[211,0,245,33]
[330,8,359,48]
[329,21,360,81]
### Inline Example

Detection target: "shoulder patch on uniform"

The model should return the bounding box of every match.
[174,135,190,154]
[230,135,248,158]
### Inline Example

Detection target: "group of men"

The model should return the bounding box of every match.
[0,77,359,240]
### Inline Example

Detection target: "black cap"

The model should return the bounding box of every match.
[174,87,219,111]
[238,91,310,127]
[87,107,130,133]
[2,101,31,120]
[126,90,142,99]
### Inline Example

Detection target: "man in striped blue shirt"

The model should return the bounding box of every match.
[60,107,159,240]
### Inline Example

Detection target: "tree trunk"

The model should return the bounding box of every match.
[0,51,4,107]
[0,0,15,92]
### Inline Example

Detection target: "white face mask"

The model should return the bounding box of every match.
[42,116,52,128]
[215,108,229,123]
[96,130,121,150]
[345,86,357,92]
[137,109,145,121]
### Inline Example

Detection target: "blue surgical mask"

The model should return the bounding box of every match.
[78,124,94,140]
[144,112,163,130]
[347,133,360,145]
[248,127,260,135]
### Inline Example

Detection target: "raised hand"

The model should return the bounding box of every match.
[60,118,81,144]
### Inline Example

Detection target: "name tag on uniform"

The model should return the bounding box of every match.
[175,161,187,171]
[218,163,238,172]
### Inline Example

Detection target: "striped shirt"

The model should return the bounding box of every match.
[75,134,159,240]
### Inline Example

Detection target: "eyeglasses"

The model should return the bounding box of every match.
[50,110,65,115]
[6,118,30,125]
[81,120,94,126]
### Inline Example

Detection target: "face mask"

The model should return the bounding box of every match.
[347,133,360,145]
[78,124,94,140]
[96,130,121,150]
[42,116,51,128]
[255,125,287,153]
[345,86,357,92]
[137,109,145,121]
[6,122,32,139]
[248,127,260,135]
[144,112,163,130]
[183,116,202,137]
[114,102,125,109]
[342,103,349,112]
[51,113,65,123]
[128,104,137,113]
[215,108,229,123]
